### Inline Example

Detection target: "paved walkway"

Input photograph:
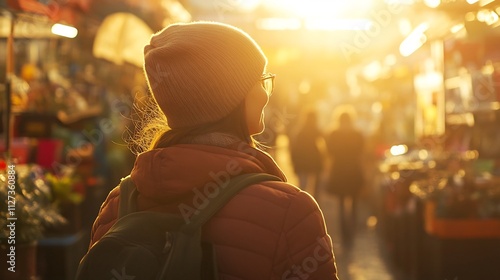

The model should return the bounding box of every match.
[318,193,404,280]
[273,135,405,280]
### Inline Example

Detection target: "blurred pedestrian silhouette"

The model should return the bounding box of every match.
[325,108,365,245]
[289,108,325,198]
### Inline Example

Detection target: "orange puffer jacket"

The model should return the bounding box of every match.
[90,142,339,280]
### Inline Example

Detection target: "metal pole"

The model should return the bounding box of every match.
[5,14,14,161]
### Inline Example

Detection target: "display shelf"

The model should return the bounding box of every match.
[424,201,500,239]
[37,231,87,280]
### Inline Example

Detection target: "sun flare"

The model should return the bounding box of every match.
[264,0,369,18]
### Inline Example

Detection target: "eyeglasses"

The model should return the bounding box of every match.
[260,73,276,96]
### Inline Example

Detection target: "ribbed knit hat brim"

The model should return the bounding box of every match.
[143,21,267,129]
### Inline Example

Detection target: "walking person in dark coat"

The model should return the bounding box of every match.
[325,109,365,245]
[289,109,325,199]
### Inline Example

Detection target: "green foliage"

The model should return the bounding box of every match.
[45,172,84,206]
[0,165,66,244]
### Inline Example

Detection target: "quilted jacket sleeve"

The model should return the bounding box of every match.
[273,191,339,280]
[89,186,120,248]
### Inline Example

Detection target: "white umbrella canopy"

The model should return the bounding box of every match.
[93,12,153,67]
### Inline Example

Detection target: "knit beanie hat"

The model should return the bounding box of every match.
[143,21,267,129]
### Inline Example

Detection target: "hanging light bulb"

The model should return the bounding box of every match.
[424,0,441,8]
[51,23,78,38]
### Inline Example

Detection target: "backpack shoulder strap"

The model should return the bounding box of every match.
[118,175,139,218]
[182,173,282,232]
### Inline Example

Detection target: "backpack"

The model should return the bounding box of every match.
[75,173,281,280]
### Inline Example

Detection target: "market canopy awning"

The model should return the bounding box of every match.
[93,12,153,67]
[1,0,191,30]
[1,0,89,25]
